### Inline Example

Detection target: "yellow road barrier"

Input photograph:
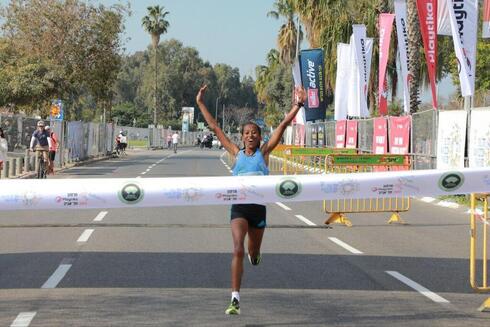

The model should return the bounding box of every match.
[470,193,490,312]
[323,154,412,226]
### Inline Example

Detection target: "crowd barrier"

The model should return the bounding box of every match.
[323,154,412,226]
[470,193,490,311]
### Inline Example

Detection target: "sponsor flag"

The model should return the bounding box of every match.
[378,14,395,116]
[292,57,306,125]
[335,43,351,120]
[468,109,490,167]
[437,0,452,35]
[335,120,346,148]
[352,25,372,118]
[394,0,411,114]
[417,0,438,109]
[447,0,478,96]
[483,0,490,38]
[389,116,411,154]
[373,117,388,154]
[346,120,358,149]
[300,49,326,121]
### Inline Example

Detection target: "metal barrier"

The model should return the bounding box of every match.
[323,154,412,226]
[470,193,490,311]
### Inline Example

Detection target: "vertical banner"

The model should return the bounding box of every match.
[389,116,411,154]
[484,0,490,38]
[345,120,358,149]
[436,110,467,169]
[50,99,64,121]
[335,120,347,148]
[447,0,478,97]
[292,57,306,125]
[394,0,411,114]
[469,110,490,167]
[352,25,373,118]
[437,0,451,35]
[334,43,351,120]
[378,14,395,116]
[300,49,326,121]
[417,0,438,109]
[373,117,388,154]
[294,124,305,146]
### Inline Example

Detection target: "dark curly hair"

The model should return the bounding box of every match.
[240,122,261,136]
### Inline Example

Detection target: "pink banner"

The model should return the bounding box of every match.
[372,117,388,154]
[335,120,346,148]
[345,120,358,149]
[484,0,490,38]
[294,124,305,146]
[417,0,438,109]
[389,116,411,154]
[378,14,395,116]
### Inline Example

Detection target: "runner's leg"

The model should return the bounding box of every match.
[230,218,248,292]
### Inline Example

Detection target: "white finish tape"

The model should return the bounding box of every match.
[0,168,489,211]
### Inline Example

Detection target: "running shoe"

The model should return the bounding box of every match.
[225,298,240,315]
[248,253,261,266]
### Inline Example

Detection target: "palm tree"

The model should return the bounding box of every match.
[406,0,421,113]
[142,5,170,124]
[267,0,301,65]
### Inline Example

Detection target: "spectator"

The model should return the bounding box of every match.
[0,128,7,175]
[45,126,59,174]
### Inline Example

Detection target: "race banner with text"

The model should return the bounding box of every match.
[436,110,467,169]
[378,14,395,116]
[335,43,351,120]
[352,25,373,118]
[469,109,490,167]
[2,169,490,211]
[394,0,411,114]
[292,57,306,125]
[335,120,347,148]
[345,120,358,149]
[373,117,388,154]
[300,49,326,121]
[417,0,438,109]
[447,0,478,96]
[389,116,411,154]
[484,0,490,38]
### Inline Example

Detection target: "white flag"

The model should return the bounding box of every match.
[292,57,306,125]
[347,35,360,117]
[437,0,452,35]
[394,0,411,114]
[352,25,372,118]
[334,43,351,120]
[447,0,478,97]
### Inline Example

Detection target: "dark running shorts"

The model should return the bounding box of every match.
[230,204,267,229]
[49,151,56,161]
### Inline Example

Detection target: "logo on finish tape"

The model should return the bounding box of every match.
[119,183,144,204]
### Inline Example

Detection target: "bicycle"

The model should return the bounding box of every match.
[34,149,49,179]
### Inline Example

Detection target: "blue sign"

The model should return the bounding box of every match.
[299,49,326,121]
[50,99,64,121]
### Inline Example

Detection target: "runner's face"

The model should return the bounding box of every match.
[242,124,261,149]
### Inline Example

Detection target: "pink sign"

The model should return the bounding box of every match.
[335,120,346,148]
[373,117,388,154]
[345,120,358,149]
[389,116,411,154]
[378,14,395,116]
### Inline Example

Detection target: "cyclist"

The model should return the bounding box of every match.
[116,130,128,156]
[29,121,52,176]
[45,126,59,174]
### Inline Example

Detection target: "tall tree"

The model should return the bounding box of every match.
[267,0,301,65]
[142,5,170,124]
[406,0,421,113]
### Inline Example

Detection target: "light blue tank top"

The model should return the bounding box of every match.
[232,149,269,176]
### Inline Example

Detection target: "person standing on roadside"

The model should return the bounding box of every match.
[171,131,179,153]
[45,126,59,174]
[0,128,7,175]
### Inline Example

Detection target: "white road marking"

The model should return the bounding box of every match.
[136,176,142,178]
[141,172,147,175]
[41,261,73,289]
[328,237,363,254]
[275,202,292,211]
[77,229,94,242]
[420,197,436,203]
[93,211,108,222]
[437,201,459,209]
[386,271,450,303]
[10,312,36,327]
[145,168,151,172]
[295,215,316,226]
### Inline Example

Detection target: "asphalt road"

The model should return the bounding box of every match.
[0,147,489,326]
